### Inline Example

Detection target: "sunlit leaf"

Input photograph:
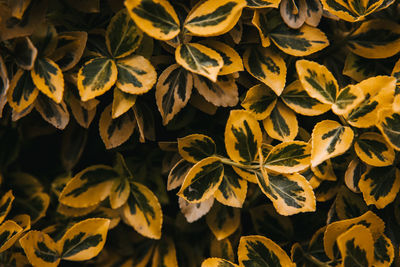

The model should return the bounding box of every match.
[263,101,298,142]
[214,165,248,208]
[178,134,216,163]
[241,84,278,120]
[355,132,394,167]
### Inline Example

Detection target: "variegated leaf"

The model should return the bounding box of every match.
[202,258,238,267]
[252,9,272,47]
[133,101,155,142]
[238,235,295,267]
[178,134,216,163]
[116,55,156,95]
[58,218,110,261]
[241,84,278,120]
[99,104,136,149]
[225,110,262,164]
[67,89,97,128]
[320,0,381,22]
[151,237,178,267]
[311,159,336,181]
[280,0,307,29]
[109,178,130,209]
[35,94,70,130]
[19,192,50,224]
[377,108,400,150]
[263,101,298,142]
[335,186,367,220]
[296,59,338,105]
[355,132,394,167]
[31,58,64,103]
[193,74,239,107]
[0,190,14,225]
[31,23,58,57]
[247,0,281,7]
[243,46,286,95]
[178,196,214,223]
[124,0,180,40]
[337,225,374,267]
[210,237,235,262]
[344,159,366,193]
[347,19,400,59]
[184,0,246,37]
[19,230,60,267]
[323,211,385,260]
[61,122,87,171]
[168,159,193,191]
[156,64,193,125]
[176,43,223,82]
[206,203,240,240]
[281,80,331,116]
[106,9,143,58]
[264,141,311,174]
[270,23,329,56]
[232,166,258,183]
[50,31,87,71]
[57,204,98,218]
[391,58,400,112]
[304,0,323,27]
[112,87,137,119]
[359,166,400,209]
[0,55,9,117]
[332,85,364,115]
[214,165,247,208]
[77,57,118,101]
[345,76,396,128]
[59,165,119,208]
[311,120,354,167]
[13,37,38,70]
[122,182,163,239]
[343,52,380,82]
[373,234,394,267]
[7,69,38,113]
[178,157,224,203]
[200,40,243,75]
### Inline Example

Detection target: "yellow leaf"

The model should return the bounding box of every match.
[112,87,137,119]
[178,134,216,163]
[206,203,240,240]
[252,9,272,47]
[354,132,395,167]
[109,178,130,209]
[184,0,246,37]
[311,120,354,167]
[0,190,14,225]
[263,101,298,142]
[210,237,235,262]
[241,83,277,120]
[332,85,364,116]
[311,160,336,181]
[151,237,178,267]
[377,108,400,150]
[344,158,366,193]
[7,69,39,113]
[214,165,248,208]
[202,258,238,267]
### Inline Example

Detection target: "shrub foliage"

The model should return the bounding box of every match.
[0,0,400,266]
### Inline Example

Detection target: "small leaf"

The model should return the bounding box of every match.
[184,0,246,37]
[210,237,235,262]
[59,165,119,208]
[0,190,14,225]
[241,83,278,120]
[264,141,311,174]
[263,101,298,142]
[178,157,224,203]
[109,178,130,209]
[332,85,364,115]
[167,160,194,191]
[206,203,240,240]
[7,69,38,113]
[243,46,286,95]
[178,196,214,223]
[77,57,118,101]
[280,0,306,29]
[112,87,137,119]
[335,186,367,220]
[214,165,248,208]
[252,9,272,47]
[311,120,354,167]
[176,43,223,82]
[151,237,178,267]
[121,182,163,239]
[106,9,143,58]
[225,110,262,164]
[178,134,216,163]
[202,258,238,267]
[116,55,156,95]
[377,108,400,150]
[155,64,193,125]
[13,37,38,70]
[238,235,295,267]
[247,0,281,7]
[311,160,336,181]
[344,159,366,193]
[355,132,395,167]
[359,166,400,209]
[58,218,110,261]
[35,94,70,130]
[125,0,180,40]
[19,230,60,267]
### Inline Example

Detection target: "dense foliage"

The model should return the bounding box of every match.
[0,0,400,266]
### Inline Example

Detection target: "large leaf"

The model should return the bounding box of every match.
[178,157,224,203]
[124,0,180,40]
[58,218,110,261]
[116,55,156,94]
[121,182,163,239]
[206,204,240,240]
[354,132,394,167]
[176,43,223,82]
[270,23,329,56]
[214,165,248,208]
[178,134,216,163]
[373,234,394,267]
[77,57,118,101]
[35,94,70,130]
[347,19,400,59]
[337,225,374,267]
[19,230,60,267]
[241,84,278,120]
[238,235,295,266]
[106,9,143,58]
[194,74,239,108]
[99,104,136,149]
[359,166,400,209]
[59,165,119,208]
[296,59,338,105]
[225,110,262,164]
[264,141,311,174]
[345,76,396,128]
[281,80,331,116]
[311,120,354,167]
[256,171,316,216]
[7,69,38,113]
[377,108,400,150]
[184,0,246,37]
[243,46,286,95]
[263,101,298,142]
[156,64,193,125]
